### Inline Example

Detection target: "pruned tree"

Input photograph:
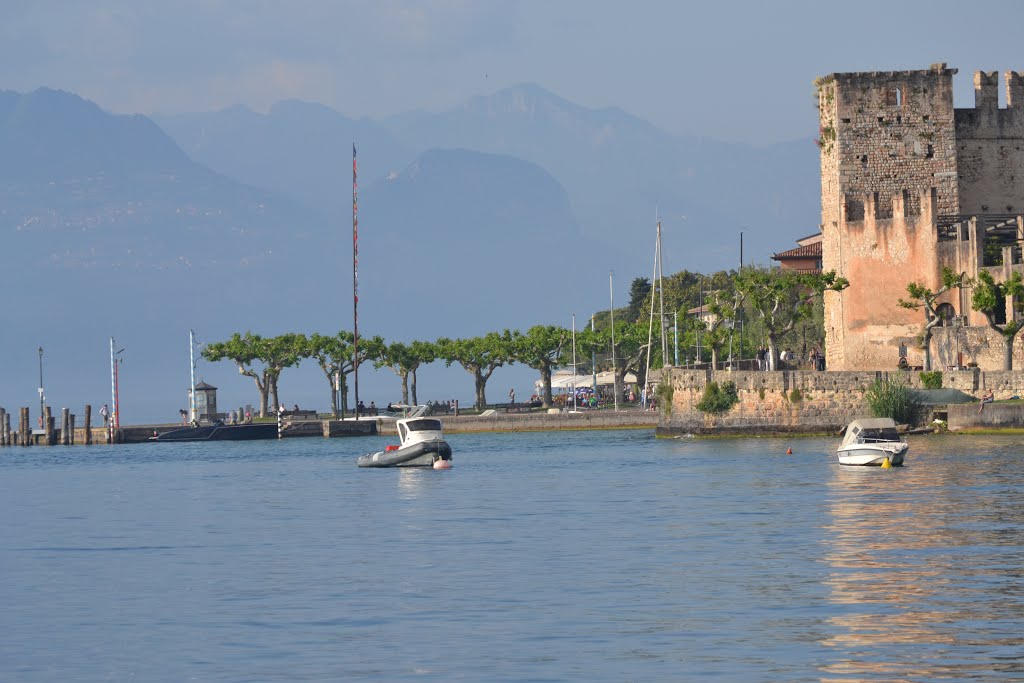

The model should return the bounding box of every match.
[436,331,516,410]
[702,289,742,369]
[971,270,1024,370]
[581,321,651,401]
[305,332,385,416]
[407,340,437,406]
[733,267,849,370]
[203,332,307,417]
[898,267,963,371]
[375,339,436,407]
[511,325,569,408]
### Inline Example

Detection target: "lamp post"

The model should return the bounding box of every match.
[37,346,44,425]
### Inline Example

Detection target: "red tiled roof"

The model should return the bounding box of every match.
[772,242,822,260]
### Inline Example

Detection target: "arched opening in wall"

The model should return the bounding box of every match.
[934,302,956,326]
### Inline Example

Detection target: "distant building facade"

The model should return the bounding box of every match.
[818,64,1024,370]
[771,232,822,274]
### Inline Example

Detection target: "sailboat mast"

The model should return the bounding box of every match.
[658,217,667,364]
[571,314,577,412]
[352,143,360,418]
[644,216,659,409]
[189,330,196,423]
[610,271,618,412]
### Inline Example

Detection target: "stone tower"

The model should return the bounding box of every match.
[816,65,1024,371]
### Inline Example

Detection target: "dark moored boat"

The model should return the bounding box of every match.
[150,421,277,442]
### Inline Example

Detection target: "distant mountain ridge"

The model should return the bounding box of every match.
[156,82,821,277]
[0,87,193,182]
[0,87,601,421]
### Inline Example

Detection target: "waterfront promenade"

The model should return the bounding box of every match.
[0,406,660,446]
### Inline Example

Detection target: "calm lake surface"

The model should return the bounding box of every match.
[2,429,1023,682]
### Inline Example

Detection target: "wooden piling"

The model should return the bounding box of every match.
[68,413,76,445]
[44,407,53,445]
[84,404,92,445]
[3,410,10,446]
[61,408,70,445]
[20,407,29,446]
[0,408,6,446]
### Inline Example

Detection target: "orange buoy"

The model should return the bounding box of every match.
[433,459,452,470]
[786,447,793,454]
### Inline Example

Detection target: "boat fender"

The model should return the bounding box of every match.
[385,445,399,452]
[433,458,452,469]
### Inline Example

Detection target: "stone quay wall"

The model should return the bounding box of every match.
[656,368,1022,436]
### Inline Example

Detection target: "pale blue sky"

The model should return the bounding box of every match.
[4,0,1024,145]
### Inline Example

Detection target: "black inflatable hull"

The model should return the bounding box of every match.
[151,423,278,442]
[357,439,452,468]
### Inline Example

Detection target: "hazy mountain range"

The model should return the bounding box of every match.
[1,85,819,422]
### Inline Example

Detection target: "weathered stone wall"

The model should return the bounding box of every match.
[956,71,1024,215]
[656,368,1017,436]
[819,65,960,234]
[825,190,943,370]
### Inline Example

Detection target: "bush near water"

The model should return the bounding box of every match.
[697,381,739,415]
[865,378,922,425]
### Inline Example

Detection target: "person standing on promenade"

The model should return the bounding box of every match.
[509,387,515,405]
[100,404,110,426]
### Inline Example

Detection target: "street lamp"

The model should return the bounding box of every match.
[37,346,44,426]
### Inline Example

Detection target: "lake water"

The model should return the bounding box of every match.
[2,429,1023,682]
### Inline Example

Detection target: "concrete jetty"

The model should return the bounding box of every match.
[0,406,659,446]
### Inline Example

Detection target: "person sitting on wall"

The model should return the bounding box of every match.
[978,388,994,414]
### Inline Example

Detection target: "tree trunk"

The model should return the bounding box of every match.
[340,374,349,418]
[540,364,553,408]
[923,329,933,371]
[247,372,270,419]
[401,372,410,406]
[711,346,719,370]
[322,370,338,417]
[474,372,487,410]
[766,335,779,371]
[411,369,418,406]
[269,375,279,416]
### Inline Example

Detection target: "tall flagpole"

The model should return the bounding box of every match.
[352,143,360,419]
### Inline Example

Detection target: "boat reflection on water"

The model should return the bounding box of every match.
[819,454,1023,680]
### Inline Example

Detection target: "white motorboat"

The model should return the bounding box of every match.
[837,418,908,466]
[357,417,453,468]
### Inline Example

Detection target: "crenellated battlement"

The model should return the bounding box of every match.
[974,71,999,109]
[1006,71,1024,109]
[840,187,938,226]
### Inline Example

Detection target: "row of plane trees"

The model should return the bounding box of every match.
[203,267,865,417]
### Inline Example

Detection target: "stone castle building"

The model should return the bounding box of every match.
[818,63,1024,370]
